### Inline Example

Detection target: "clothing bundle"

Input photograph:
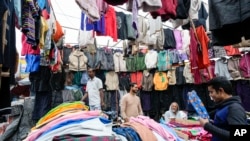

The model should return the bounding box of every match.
[113,115,186,141]
[24,102,115,141]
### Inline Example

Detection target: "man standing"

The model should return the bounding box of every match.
[120,83,143,122]
[81,68,104,110]
[199,76,247,141]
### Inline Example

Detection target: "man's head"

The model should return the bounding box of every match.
[87,68,95,79]
[129,83,138,94]
[170,102,179,113]
[207,76,233,103]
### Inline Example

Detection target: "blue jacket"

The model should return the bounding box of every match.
[204,96,247,141]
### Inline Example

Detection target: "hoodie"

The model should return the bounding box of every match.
[204,96,247,141]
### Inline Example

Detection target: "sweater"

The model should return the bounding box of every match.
[113,52,127,72]
[141,70,154,91]
[227,56,242,80]
[153,72,168,91]
[145,50,158,69]
[105,71,119,90]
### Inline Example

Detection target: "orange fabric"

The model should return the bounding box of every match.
[224,45,241,56]
[32,109,82,130]
[196,26,210,69]
[130,72,143,88]
[37,102,88,126]
[153,72,168,91]
[53,20,64,43]
[123,122,158,141]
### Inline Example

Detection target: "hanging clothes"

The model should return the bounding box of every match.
[189,29,202,84]
[163,29,176,49]
[118,72,130,91]
[105,71,119,91]
[145,49,158,69]
[21,0,40,46]
[141,70,154,91]
[153,72,168,91]
[227,56,242,80]
[113,52,127,72]
[236,80,250,112]
[214,59,232,80]
[157,50,172,71]
[116,12,127,40]
[209,0,250,45]
[195,25,210,69]
[150,0,178,21]
[239,53,250,78]
[175,0,191,19]
[105,6,117,41]
[75,0,100,21]
[125,14,136,40]
[130,71,143,88]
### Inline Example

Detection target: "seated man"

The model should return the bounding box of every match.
[164,102,187,122]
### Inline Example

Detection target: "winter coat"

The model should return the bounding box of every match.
[68,50,88,71]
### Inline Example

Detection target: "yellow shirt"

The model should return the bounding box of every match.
[39,16,49,49]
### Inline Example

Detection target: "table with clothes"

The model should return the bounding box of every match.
[23,100,212,141]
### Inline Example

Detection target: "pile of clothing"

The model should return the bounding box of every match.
[24,101,116,141]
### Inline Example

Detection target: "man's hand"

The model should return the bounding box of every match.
[199,118,209,127]
[101,101,105,107]
[124,117,129,122]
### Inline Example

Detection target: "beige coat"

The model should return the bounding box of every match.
[113,52,127,72]
[105,71,119,90]
[69,50,88,71]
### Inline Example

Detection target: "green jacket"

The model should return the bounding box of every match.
[135,53,146,71]
[126,56,136,72]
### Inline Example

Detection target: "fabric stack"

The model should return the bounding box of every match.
[163,118,211,141]
[24,101,116,141]
[113,115,185,141]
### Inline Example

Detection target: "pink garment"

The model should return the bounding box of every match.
[239,53,250,78]
[26,111,100,141]
[130,116,176,141]
[173,30,183,50]
[21,33,40,56]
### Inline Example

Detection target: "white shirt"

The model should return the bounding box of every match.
[145,50,158,69]
[86,77,103,106]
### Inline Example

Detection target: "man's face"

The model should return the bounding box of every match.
[132,84,139,93]
[171,103,178,112]
[87,70,94,78]
[208,86,223,103]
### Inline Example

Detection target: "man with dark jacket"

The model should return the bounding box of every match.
[200,76,247,141]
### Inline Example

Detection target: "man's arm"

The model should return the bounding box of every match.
[138,99,143,115]
[204,122,230,140]
[120,96,128,121]
[99,89,104,106]
[81,93,88,102]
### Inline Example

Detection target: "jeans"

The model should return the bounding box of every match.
[89,105,101,111]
